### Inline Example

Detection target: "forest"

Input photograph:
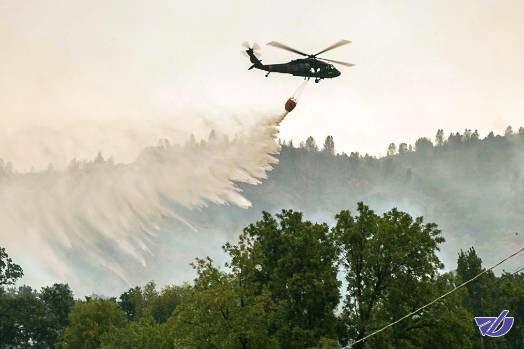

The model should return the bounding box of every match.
[198,125,524,272]
[1,127,524,348]
[1,203,524,348]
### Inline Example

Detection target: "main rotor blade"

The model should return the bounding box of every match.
[267,41,308,56]
[318,57,354,67]
[313,40,351,57]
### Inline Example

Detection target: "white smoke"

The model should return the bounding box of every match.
[0,112,287,293]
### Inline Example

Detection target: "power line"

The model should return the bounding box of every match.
[512,265,524,275]
[344,246,524,348]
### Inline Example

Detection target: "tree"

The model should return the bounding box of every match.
[463,129,473,142]
[334,203,471,348]
[168,258,276,348]
[398,143,409,154]
[118,286,143,321]
[456,248,491,349]
[456,247,495,316]
[504,125,514,136]
[488,272,524,348]
[519,127,524,135]
[322,136,335,156]
[39,283,75,346]
[0,246,23,287]
[0,286,50,347]
[415,137,434,153]
[448,132,463,146]
[224,210,341,348]
[382,272,473,348]
[387,143,397,156]
[435,129,445,146]
[118,282,182,324]
[56,299,126,348]
[305,136,319,152]
[349,152,361,160]
[101,320,173,349]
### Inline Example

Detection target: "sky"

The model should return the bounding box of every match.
[1,0,524,157]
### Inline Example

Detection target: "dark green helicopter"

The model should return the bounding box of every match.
[243,40,353,83]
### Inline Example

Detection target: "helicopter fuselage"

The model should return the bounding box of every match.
[246,49,340,81]
[260,59,341,79]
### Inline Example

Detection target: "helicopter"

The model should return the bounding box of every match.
[243,40,353,83]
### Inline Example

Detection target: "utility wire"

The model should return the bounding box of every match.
[512,265,524,275]
[344,246,524,348]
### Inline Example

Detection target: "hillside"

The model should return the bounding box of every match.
[190,128,524,271]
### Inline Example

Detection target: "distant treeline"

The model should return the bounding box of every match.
[281,125,524,156]
[229,125,524,271]
[1,203,524,348]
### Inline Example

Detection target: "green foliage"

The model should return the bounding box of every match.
[0,286,50,347]
[169,257,277,348]
[457,247,524,348]
[457,248,496,316]
[489,272,524,348]
[56,299,126,349]
[0,246,23,287]
[224,210,341,348]
[3,198,524,348]
[0,283,73,347]
[40,283,75,344]
[334,202,461,348]
[118,282,183,323]
[305,136,319,152]
[387,143,397,156]
[323,136,335,156]
[118,286,143,321]
[414,137,433,152]
[101,320,173,349]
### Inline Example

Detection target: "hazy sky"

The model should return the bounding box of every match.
[2,0,524,156]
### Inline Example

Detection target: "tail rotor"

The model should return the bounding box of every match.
[241,42,262,58]
[242,42,263,69]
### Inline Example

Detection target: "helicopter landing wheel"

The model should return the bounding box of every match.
[314,78,320,83]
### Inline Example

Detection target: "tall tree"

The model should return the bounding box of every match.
[169,258,276,349]
[0,286,50,347]
[456,247,495,316]
[224,210,341,348]
[305,136,319,152]
[0,246,23,287]
[398,143,409,154]
[118,286,143,321]
[435,129,445,146]
[334,203,471,348]
[387,143,397,156]
[56,299,126,348]
[463,129,473,142]
[415,137,434,153]
[39,283,75,346]
[323,136,335,156]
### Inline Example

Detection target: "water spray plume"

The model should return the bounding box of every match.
[0,111,285,293]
